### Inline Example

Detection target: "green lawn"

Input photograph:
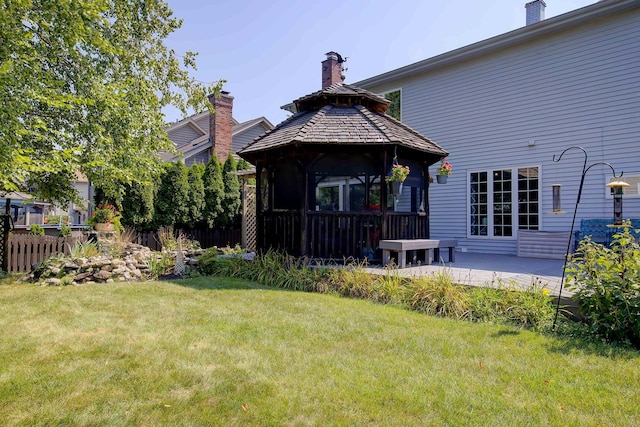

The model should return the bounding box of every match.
[0,276,638,426]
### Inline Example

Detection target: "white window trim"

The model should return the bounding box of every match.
[466,165,541,240]
[605,173,640,199]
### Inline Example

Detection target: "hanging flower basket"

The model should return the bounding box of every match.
[436,158,452,184]
[385,164,410,184]
[389,181,403,196]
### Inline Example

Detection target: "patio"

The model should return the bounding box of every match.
[364,252,568,297]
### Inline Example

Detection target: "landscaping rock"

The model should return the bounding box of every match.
[74,271,93,281]
[93,270,112,281]
[25,241,203,286]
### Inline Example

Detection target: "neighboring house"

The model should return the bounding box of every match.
[1,172,90,230]
[356,0,640,258]
[0,192,51,227]
[162,91,274,166]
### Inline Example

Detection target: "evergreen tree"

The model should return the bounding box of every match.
[121,181,156,231]
[220,154,241,227]
[186,163,206,228]
[154,162,190,227]
[236,158,251,171]
[203,156,224,228]
[220,154,242,226]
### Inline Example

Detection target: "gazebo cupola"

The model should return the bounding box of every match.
[238,52,449,260]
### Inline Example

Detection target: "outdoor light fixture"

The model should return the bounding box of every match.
[551,146,623,330]
[606,180,630,226]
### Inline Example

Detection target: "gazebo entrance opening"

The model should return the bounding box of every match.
[258,151,431,261]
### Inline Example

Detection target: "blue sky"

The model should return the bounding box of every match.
[164,0,596,126]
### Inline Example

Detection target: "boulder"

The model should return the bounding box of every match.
[93,270,112,281]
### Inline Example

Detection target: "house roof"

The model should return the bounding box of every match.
[355,0,639,88]
[165,111,238,133]
[238,86,447,158]
[291,83,391,113]
[161,115,274,162]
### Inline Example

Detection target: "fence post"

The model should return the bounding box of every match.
[1,214,10,272]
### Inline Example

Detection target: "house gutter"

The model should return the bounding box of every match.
[355,0,640,88]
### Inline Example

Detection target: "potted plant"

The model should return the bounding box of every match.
[436,158,453,184]
[88,203,121,232]
[386,164,410,196]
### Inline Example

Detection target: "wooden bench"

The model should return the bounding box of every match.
[379,239,458,268]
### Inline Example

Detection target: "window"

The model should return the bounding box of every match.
[606,173,640,199]
[383,89,401,121]
[469,166,539,238]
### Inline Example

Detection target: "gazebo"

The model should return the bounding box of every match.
[238,54,448,261]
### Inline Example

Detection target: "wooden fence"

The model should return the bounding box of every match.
[5,227,242,274]
[7,234,87,274]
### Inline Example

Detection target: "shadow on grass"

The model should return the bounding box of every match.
[544,321,640,359]
[492,329,521,338]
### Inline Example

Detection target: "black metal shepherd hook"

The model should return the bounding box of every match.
[551,146,623,329]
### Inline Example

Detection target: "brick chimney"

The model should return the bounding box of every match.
[321,51,345,89]
[525,0,546,26]
[208,91,234,162]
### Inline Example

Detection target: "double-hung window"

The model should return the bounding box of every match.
[469,166,539,238]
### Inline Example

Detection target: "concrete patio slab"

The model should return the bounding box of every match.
[364,252,570,297]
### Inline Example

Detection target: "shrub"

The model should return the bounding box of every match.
[67,240,100,259]
[28,224,45,236]
[409,270,469,320]
[58,225,71,237]
[467,280,554,331]
[566,223,640,347]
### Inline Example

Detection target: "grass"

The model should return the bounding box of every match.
[1,276,639,426]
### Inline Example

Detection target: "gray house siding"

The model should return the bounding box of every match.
[168,124,203,147]
[360,4,640,255]
[194,114,209,134]
[184,150,210,168]
[232,124,270,155]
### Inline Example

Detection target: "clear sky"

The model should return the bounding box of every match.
[163,0,596,126]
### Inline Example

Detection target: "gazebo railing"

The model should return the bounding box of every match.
[308,211,383,260]
[261,211,429,260]
[386,212,429,240]
[262,211,302,255]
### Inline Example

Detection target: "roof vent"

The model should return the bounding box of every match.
[525,0,546,25]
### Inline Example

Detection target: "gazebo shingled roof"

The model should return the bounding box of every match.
[237,83,448,161]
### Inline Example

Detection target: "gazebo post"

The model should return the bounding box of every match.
[300,161,309,256]
[381,149,389,240]
[255,164,264,251]
[422,161,430,238]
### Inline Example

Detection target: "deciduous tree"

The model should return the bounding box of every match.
[0,0,222,204]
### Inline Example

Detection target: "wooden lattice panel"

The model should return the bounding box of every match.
[246,185,257,251]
